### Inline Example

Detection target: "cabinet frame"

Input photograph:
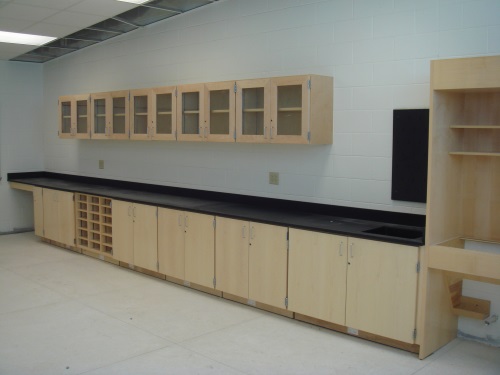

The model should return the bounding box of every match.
[58,94,91,139]
[130,88,153,140]
[91,90,130,140]
[236,78,271,143]
[177,83,205,142]
[152,86,177,141]
[205,81,236,142]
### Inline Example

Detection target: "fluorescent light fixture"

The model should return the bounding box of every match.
[116,0,150,4]
[0,31,56,46]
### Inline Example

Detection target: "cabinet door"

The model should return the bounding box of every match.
[270,76,309,144]
[345,238,419,344]
[236,79,271,143]
[33,187,44,237]
[133,204,158,271]
[112,200,134,264]
[205,81,235,142]
[184,212,215,288]
[152,86,176,141]
[59,96,73,138]
[58,190,75,247]
[248,222,288,308]
[215,217,249,297]
[130,88,152,140]
[288,229,347,325]
[74,95,90,139]
[177,83,205,142]
[158,208,185,279]
[91,93,109,139]
[110,90,130,139]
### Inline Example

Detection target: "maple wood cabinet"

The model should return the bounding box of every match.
[91,91,130,140]
[58,95,90,139]
[36,188,75,247]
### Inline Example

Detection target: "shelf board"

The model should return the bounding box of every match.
[78,115,88,118]
[450,125,500,129]
[135,112,148,116]
[449,151,500,157]
[243,108,264,113]
[278,107,302,112]
[211,109,230,113]
[62,115,71,119]
[157,111,172,115]
[183,110,200,114]
[95,114,106,117]
[114,113,126,117]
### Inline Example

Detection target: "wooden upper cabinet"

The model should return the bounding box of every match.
[58,95,90,139]
[236,78,271,143]
[91,91,130,140]
[152,86,177,141]
[177,83,205,142]
[205,81,236,142]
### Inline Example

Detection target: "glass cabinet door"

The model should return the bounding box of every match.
[110,91,129,139]
[59,98,72,138]
[205,81,235,142]
[75,95,90,138]
[152,86,176,140]
[91,93,108,139]
[271,76,309,144]
[177,83,204,142]
[130,89,151,140]
[236,79,271,143]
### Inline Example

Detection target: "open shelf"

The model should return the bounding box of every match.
[157,111,172,115]
[75,193,113,256]
[135,113,148,116]
[211,109,230,113]
[183,110,199,114]
[243,108,264,113]
[278,107,302,112]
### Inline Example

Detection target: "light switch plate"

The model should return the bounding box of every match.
[269,172,279,185]
[99,160,104,169]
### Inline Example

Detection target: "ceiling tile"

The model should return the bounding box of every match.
[42,11,105,27]
[66,0,137,17]
[21,22,78,38]
[12,0,83,10]
[0,16,36,32]
[0,41,33,60]
[0,3,60,21]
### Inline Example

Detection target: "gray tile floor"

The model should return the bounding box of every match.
[1,232,499,375]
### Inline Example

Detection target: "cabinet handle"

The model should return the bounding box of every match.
[133,206,136,218]
[271,126,275,139]
[264,126,267,139]
[204,127,207,138]
[178,214,182,226]
[350,243,354,258]
[242,225,246,238]
[250,226,255,239]
[185,215,188,228]
[339,241,343,256]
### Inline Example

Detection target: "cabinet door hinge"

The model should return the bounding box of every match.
[233,82,237,93]
[233,128,236,140]
[307,131,311,142]
[175,88,178,97]
[43,229,45,236]
[213,277,216,288]
[213,218,216,228]
[284,297,288,308]
[416,262,420,273]
[413,329,417,340]
[74,239,76,245]
[307,79,311,89]
[157,261,159,271]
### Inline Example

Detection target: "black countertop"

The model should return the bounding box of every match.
[8,172,425,246]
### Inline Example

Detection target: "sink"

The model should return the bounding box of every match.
[363,226,423,240]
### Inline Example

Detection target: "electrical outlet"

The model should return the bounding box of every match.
[99,160,104,169]
[269,172,279,185]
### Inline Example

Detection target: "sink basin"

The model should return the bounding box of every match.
[363,226,422,239]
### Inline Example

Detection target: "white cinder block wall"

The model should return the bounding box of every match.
[0,62,44,233]
[4,0,500,344]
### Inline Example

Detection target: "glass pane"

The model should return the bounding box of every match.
[134,95,148,134]
[242,88,264,136]
[113,97,126,134]
[182,92,199,135]
[156,93,172,134]
[210,89,230,135]
[61,101,71,134]
[277,85,302,136]
[76,100,88,134]
[94,99,106,134]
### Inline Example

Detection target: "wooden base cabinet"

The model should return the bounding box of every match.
[40,188,75,246]
[288,229,347,325]
[345,238,419,344]
[33,187,44,237]
[158,208,215,289]
[112,200,158,271]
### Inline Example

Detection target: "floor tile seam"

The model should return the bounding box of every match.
[409,340,463,374]
[75,342,173,375]
[0,297,76,318]
[170,342,252,375]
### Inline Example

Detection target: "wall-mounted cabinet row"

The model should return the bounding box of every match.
[58,75,333,144]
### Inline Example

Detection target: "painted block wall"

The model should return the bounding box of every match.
[0,61,44,233]
[23,0,500,344]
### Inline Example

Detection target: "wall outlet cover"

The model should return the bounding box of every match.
[269,172,279,185]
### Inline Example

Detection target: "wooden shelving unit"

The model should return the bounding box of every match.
[75,193,113,256]
[420,55,500,359]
